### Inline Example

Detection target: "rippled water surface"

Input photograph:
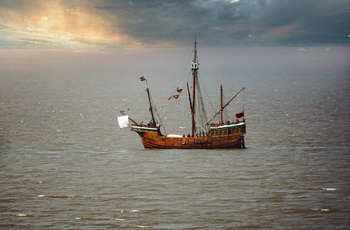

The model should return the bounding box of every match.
[1,46,350,229]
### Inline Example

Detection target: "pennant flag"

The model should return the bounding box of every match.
[173,94,179,99]
[235,111,244,118]
[177,87,183,93]
[140,76,146,81]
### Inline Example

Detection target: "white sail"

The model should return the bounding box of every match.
[117,115,129,128]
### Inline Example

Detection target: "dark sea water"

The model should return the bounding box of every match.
[1,46,350,229]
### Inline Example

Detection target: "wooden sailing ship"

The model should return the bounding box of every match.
[118,38,246,149]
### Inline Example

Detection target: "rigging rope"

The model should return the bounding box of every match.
[125,89,148,113]
[151,97,167,135]
[197,72,216,115]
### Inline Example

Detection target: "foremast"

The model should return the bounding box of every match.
[146,87,156,126]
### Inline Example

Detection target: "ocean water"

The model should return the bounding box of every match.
[1,46,349,229]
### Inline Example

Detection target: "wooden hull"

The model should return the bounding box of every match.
[131,123,246,149]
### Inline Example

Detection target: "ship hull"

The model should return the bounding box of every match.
[131,123,246,149]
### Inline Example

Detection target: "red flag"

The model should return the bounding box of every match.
[140,76,146,81]
[173,94,179,99]
[235,111,244,118]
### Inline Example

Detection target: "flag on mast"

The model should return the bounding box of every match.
[235,111,244,118]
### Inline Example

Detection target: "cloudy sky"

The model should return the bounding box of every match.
[0,0,349,48]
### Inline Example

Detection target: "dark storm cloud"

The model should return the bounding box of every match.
[94,0,350,45]
[0,0,349,47]
[258,0,350,43]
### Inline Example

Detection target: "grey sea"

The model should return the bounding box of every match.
[1,46,349,229]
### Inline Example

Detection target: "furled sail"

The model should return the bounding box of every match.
[117,115,129,128]
[194,76,209,135]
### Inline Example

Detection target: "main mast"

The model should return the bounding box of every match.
[191,37,199,136]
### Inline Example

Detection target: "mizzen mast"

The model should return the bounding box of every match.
[220,84,223,124]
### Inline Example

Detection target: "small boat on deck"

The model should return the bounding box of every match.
[118,38,246,149]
